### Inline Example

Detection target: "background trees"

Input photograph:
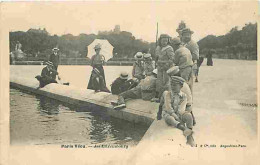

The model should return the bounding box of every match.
[9,22,257,61]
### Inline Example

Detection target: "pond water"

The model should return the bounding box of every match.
[10,88,149,146]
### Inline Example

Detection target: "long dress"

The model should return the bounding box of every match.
[87,53,109,92]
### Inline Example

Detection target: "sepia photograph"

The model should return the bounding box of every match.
[0,0,259,165]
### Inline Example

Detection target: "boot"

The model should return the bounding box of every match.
[187,134,195,147]
[177,124,193,137]
[110,101,118,106]
[191,111,196,126]
[114,103,126,110]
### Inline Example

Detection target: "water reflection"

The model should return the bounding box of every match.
[36,95,60,115]
[10,88,148,146]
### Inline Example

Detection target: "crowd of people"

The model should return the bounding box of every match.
[35,21,204,147]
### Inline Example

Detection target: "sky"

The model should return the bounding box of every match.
[1,0,258,42]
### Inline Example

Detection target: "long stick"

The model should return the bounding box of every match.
[155,22,159,69]
[156,22,159,46]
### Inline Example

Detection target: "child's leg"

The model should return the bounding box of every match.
[182,113,193,129]
[165,114,193,137]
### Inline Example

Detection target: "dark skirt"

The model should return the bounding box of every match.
[87,65,110,93]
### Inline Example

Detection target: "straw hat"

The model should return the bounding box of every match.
[120,72,129,80]
[52,47,59,51]
[134,52,143,59]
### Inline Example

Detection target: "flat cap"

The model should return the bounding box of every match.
[170,76,185,85]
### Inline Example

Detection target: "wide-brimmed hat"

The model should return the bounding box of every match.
[45,61,53,66]
[52,47,59,51]
[152,69,158,75]
[143,53,152,59]
[170,76,185,85]
[167,66,180,76]
[120,72,129,79]
[134,52,143,59]
[181,28,194,35]
[171,37,181,45]
[94,44,101,50]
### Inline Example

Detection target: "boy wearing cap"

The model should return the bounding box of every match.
[112,69,158,110]
[35,61,59,88]
[49,47,60,71]
[111,72,137,95]
[157,76,195,147]
[155,34,175,99]
[132,52,144,81]
[166,66,196,125]
[143,53,155,77]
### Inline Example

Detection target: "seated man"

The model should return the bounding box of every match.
[166,66,196,125]
[112,69,158,110]
[111,72,137,95]
[90,68,110,93]
[35,61,59,88]
[157,76,195,147]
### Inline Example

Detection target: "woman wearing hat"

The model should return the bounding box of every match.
[49,47,60,71]
[87,43,107,91]
[132,52,144,80]
[155,34,175,99]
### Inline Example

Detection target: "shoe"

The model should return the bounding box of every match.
[195,78,198,82]
[183,128,193,137]
[186,135,195,147]
[110,101,118,106]
[151,98,159,102]
[193,120,196,126]
[114,104,126,110]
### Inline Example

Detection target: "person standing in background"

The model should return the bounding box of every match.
[49,47,60,71]
[207,49,213,66]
